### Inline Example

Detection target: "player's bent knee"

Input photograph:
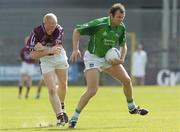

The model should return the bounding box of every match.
[60,82,67,89]
[48,88,56,95]
[87,89,97,97]
[123,77,132,86]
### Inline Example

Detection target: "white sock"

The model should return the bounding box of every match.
[128,101,137,110]
[72,109,80,119]
[72,112,79,119]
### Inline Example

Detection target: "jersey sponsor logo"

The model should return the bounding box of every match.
[103,31,107,36]
[89,63,94,67]
[104,39,115,46]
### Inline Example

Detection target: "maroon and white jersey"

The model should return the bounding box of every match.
[20,47,35,64]
[26,24,64,51]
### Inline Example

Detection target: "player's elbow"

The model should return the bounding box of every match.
[74,28,80,35]
[122,44,127,52]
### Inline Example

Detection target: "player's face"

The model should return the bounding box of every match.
[44,19,57,35]
[111,10,125,26]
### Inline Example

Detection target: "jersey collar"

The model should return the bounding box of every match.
[108,16,118,30]
[108,16,111,27]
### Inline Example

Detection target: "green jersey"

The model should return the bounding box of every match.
[76,16,126,57]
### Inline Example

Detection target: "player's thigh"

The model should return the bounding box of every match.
[85,68,100,90]
[105,64,131,83]
[26,74,32,84]
[43,71,57,90]
[19,73,26,85]
[27,64,35,76]
[20,62,27,73]
[55,69,68,86]
[40,61,55,74]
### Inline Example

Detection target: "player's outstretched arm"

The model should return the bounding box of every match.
[70,29,82,63]
[120,43,127,61]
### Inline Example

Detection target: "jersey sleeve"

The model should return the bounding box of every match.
[76,19,101,35]
[54,27,64,45]
[26,31,38,51]
[118,24,126,47]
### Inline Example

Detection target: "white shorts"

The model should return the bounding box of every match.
[20,62,35,76]
[40,49,69,74]
[84,50,111,72]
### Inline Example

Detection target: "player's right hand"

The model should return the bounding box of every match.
[49,45,62,55]
[34,42,44,51]
[70,49,82,63]
[108,58,124,65]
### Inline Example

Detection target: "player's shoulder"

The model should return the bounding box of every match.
[96,17,108,22]
[33,25,44,34]
[56,24,64,32]
[90,17,109,26]
[95,17,108,23]
[53,25,64,37]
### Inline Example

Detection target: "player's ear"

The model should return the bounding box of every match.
[109,13,113,18]
[110,13,115,19]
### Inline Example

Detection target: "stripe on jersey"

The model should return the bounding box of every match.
[30,32,35,48]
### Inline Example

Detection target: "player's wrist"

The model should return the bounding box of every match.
[73,48,79,52]
[120,58,125,61]
[46,48,53,54]
[120,55,125,61]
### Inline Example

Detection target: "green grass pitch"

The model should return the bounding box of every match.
[0,86,180,132]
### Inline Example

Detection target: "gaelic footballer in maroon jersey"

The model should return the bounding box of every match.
[18,36,35,99]
[20,47,35,64]
[27,13,69,126]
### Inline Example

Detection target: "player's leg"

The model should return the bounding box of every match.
[36,79,44,99]
[18,62,27,99]
[53,49,69,123]
[25,74,32,99]
[105,64,149,115]
[69,68,100,128]
[43,71,65,126]
[18,73,25,98]
[25,64,34,99]
[55,69,68,107]
[55,69,68,123]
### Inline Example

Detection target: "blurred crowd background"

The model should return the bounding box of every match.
[0,0,179,85]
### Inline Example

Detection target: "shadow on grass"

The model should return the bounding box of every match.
[0,125,134,131]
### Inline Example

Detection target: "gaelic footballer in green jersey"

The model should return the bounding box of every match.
[69,3,149,128]
[76,16,126,57]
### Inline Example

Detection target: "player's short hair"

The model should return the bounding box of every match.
[109,3,125,17]
[43,13,58,23]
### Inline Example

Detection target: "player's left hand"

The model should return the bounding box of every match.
[108,58,124,65]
